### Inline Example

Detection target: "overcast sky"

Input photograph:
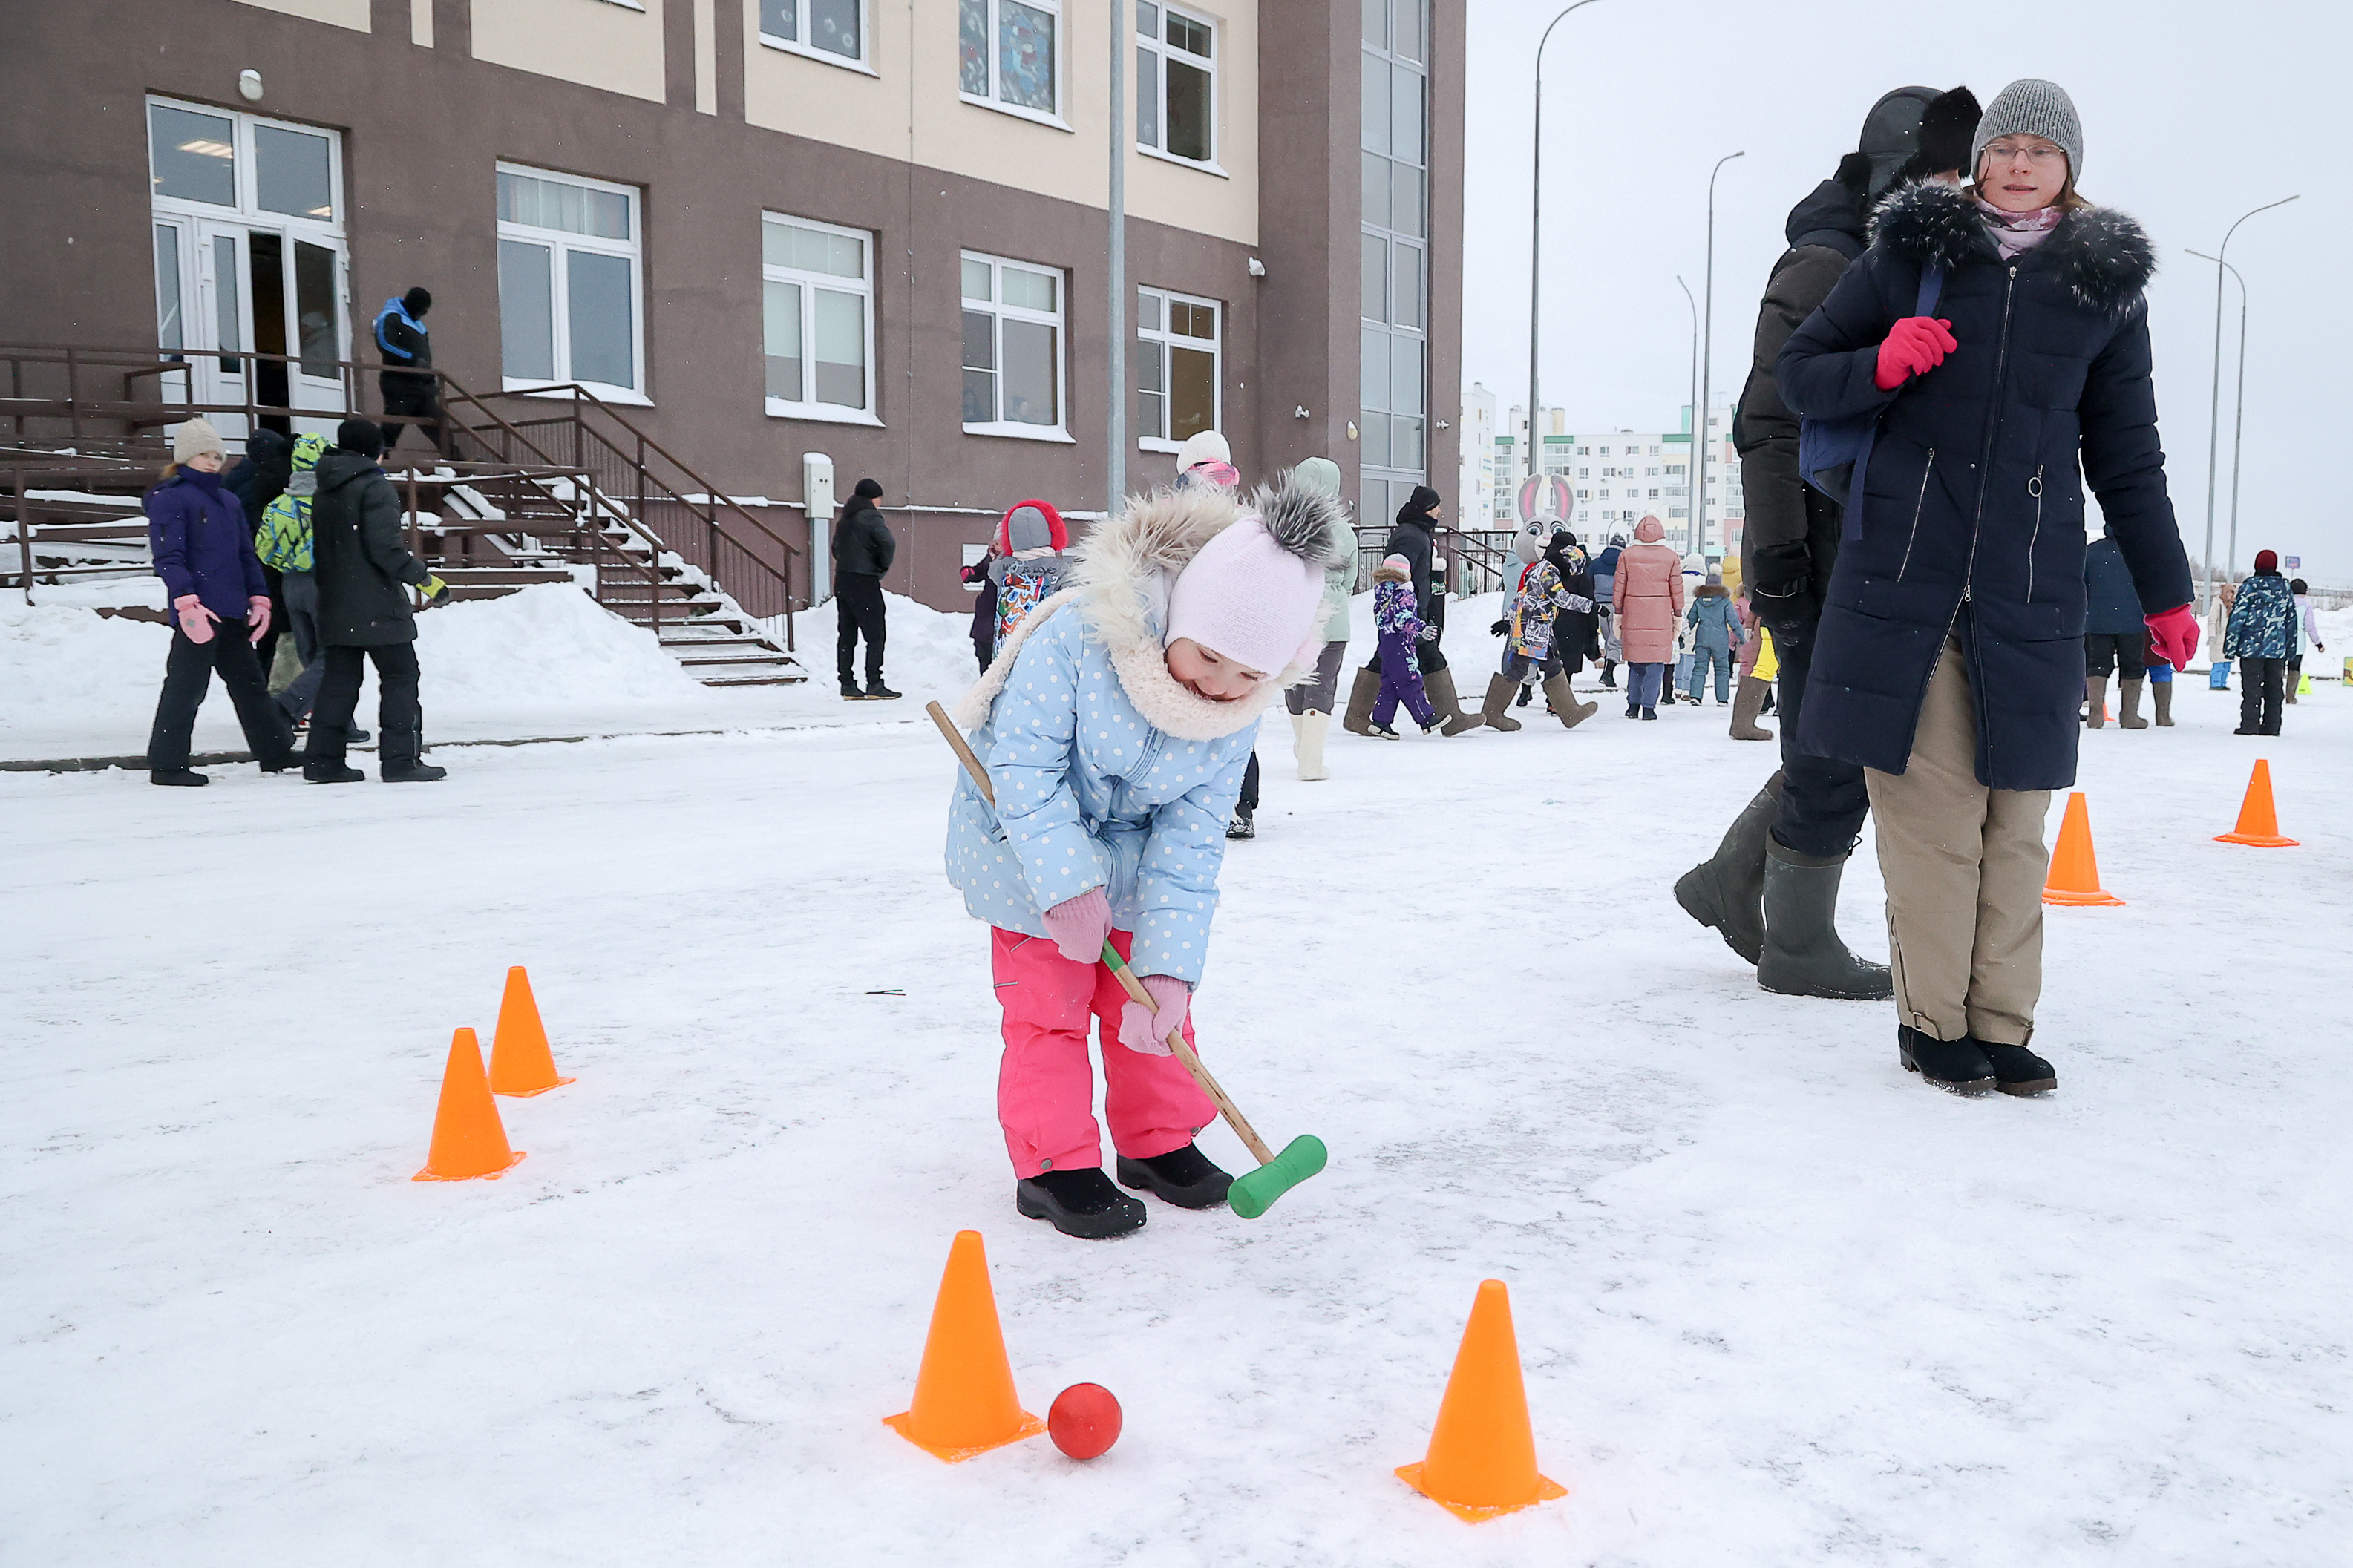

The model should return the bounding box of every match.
[1458,0,2349,585]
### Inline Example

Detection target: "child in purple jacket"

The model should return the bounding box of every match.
[1369,553,1441,738]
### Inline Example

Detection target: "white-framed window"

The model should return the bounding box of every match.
[960,0,1063,126]
[960,250,1067,439]
[496,164,644,399]
[757,0,868,68]
[1136,1,1216,168]
[1136,285,1219,450]
[761,213,876,423]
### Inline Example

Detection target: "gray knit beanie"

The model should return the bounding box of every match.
[1972,78,2082,180]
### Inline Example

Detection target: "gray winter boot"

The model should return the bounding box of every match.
[1341,666,1381,735]
[1755,839,1894,1000]
[1539,671,1597,728]
[2118,676,2149,729]
[1425,666,1484,736]
[1672,776,1778,965]
[1480,673,1524,732]
[2085,673,2108,727]
[2153,680,2175,726]
[1729,675,1774,741]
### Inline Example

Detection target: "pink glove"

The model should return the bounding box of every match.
[2144,603,2199,672]
[174,594,218,645]
[1040,888,1113,964]
[247,595,272,644]
[1873,316,1959,390]
[1116,974,1191,1057]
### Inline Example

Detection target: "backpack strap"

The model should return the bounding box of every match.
[1839,263,1947,538]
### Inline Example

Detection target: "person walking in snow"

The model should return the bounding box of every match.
[254,432,364,744]
[943,477,1348,1239]
[2082,528,2150,728]
[1482,522,1594,730]
[301,420,450,784]
[1280,456,1355,782]
[1368,554,1441,738]
[1610,516,1683,718]
[1591,534,1626,687]
[1677,85,1977,1008]
[831,478,897,700]
[141,418,300,787]
[225,427,293,681]
[2223,551,2298,735]
[373,287,442,457]
[1666,554,1706,705]
[2286,577,2323,705]
[961,545,999,675]
[2205,580,2238,689]
[1685,577,1741,706]
[1729,591,1775,740]
[1546,529,1603,694]
[1776,79,2199,1096]
[988,499,1073,654]
[1346,487,1479,735]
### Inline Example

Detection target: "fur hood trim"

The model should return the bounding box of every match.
[1870,180,2156,312]
[952,483,1346,741]
[1372,562,1411,585]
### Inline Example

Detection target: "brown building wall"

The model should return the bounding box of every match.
[1,0,1462,611]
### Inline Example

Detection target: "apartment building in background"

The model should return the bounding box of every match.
[1,0,1465,609]
[1485,401,1742,558]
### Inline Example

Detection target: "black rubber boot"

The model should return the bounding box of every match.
[304,760,365,784]
[1898,1026,1997,1092]
[1755,839,1894,1000]
[1674,778,1777,965]
[1981,1042,2057,1095]
[149,768,209,787]
[1116,1143,1234,1210]
[1016,1168,1147,1239]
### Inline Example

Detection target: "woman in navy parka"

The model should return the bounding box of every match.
[1776,80,2196,1096]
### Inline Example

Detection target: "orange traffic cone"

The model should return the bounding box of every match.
[413,1028,526,1181]
[883,1231,1047,1461]
[2041,791,2124,907]
[2215,759,2298,847]
[1396,1279,1568,1522]
[488,966,572,1097]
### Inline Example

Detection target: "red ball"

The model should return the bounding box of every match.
[1047,1382,1122,1460]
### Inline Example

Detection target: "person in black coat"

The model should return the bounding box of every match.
[225,427,295,682]
[302,419,449,783]
[2081,532,2150,728]
[1342,485,1479,734]
[1678,84,1980,1011]
[373,287,443,456]
[1776,79,2196,1096]
[831,478,897,699]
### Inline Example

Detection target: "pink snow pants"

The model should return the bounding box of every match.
[991,927,1217,1178]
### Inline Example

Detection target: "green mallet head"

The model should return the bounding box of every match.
[1226,1135,1328,1219]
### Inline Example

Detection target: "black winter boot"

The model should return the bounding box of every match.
[1755,839,1894,1000]
[1897,1026,1997,1093]
[1116,1143,1234,1209]
[1674,779,1776,965]
[149,768,209,787]
[1016,1167,1147,1239]
[383,760,448,783]
[304,760,365,784]
[1980,1041,2057,1095]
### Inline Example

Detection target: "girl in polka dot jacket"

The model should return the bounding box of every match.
[944,479,1349,1238]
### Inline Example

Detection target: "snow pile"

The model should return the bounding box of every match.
[786,585,983,695]
[0,600,179,730]
[416,583,710,709]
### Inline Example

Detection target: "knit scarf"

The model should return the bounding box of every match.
[1974,198,2064,260]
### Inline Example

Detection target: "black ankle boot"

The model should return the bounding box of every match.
[1980,1041,2056,1095]
[1898,1026,1997,1092]
[1016,1167,1146,1238]
[1673,778,1778,965]
[1755,840,1894,1000]
[1116,1143,1233,1209]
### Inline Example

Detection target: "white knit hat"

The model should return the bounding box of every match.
[1163,515,1327,675]
[171,418,226,464]
[1174,429,1231,471]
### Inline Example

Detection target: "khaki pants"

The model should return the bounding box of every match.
[1864,634,2052,1045]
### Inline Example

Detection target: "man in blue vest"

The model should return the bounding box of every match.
[373,286,442,456]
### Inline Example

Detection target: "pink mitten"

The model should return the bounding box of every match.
[1040,888,1113,964]
[2144,603,2199,671]
[1117,974,1191,1056]
[174,594,218,645]
[247,595,272,643]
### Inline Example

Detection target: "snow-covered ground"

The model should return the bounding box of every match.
[3,607,2349,1567]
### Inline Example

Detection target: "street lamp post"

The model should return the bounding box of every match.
[1106,0,1128,516]
[1525,0,1605,502]
[2198,196,2296,606]
[1675,275,1697,541]
[1694,151,1744,560]
[2187,249,2249,580]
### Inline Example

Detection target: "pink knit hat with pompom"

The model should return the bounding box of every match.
[1163,516,1328,675]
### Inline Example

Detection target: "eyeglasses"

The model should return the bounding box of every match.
[1983,141,2066,165]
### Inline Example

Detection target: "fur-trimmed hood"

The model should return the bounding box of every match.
[1869,180,2156,313]
[952,481,1352,741]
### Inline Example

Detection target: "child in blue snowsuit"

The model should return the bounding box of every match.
[1369,553,1439,737]
[944,481,1346,1239]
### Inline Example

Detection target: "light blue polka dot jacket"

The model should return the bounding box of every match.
[944,483,1350,985]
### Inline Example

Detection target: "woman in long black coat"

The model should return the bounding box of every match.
[1776,79,2194,1097]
